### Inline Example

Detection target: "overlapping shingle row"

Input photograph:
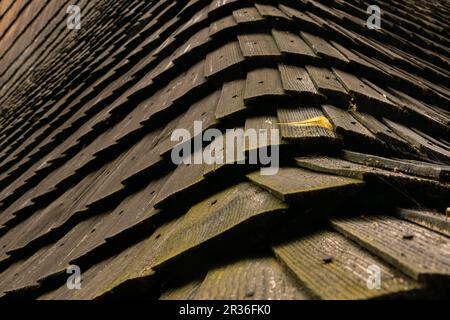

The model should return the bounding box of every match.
[0,0,449,299]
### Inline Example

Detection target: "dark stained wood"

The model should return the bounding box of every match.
[153,158,207,209]
[278,64,324,104]
[295,156,450,201]
[254,3,291,22]
[232,7,265,25]
[322,105,386,151]
[193,257,309,300]
[1,0,450,301]
[244,115,283,151]
[158,90,221,157]
[351,111,424,158]
[343,150,450,182]
[209,0,239,14]
[332,216,450,281]
[215,79,247,120]
[383,118,450,164]
[160,279,202,300]
[209,15,238,37]
[151,182,287,268]
[305,66,349,107]
[277,107,338,142]
[244,67,285,103]
[173,27,210,64]
[247,167,363,202]
[237,33,281,59]
[172,59,207,103]
[301,32,349,65]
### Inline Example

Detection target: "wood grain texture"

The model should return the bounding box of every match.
[332,216,450,281]
[151,182,288,268]
[277,107,337,141]
[205,41,245,77]
[192,257,308,300]
[395,207,450,238]
[215,79,247,120]
[342,150,450,181]
[244,67,285,102]
[238,33,281,58]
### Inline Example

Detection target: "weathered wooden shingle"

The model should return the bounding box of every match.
[244,67,286,103]
[333,69,402,116]
[247,167,363,202]
[301,32,349,65]
[395,208,450,238]
[332,216,450,281]
[238,33,281,59]
[254,3,291,22]
[215,79,247,120]
[278,64,324,104]
[1,0,449,301]
[271,29,317,61]
[342,150,450,181]
[209,15,238,37]
[274,230,420,299]
[277,107,338,142]
[322,105,386,151]
[232,7,265,24]
[306,66,349,106]
[205,41,245,77]
[192,257,309,300]
[151,182,288,268]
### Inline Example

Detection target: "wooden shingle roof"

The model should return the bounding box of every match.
[0,0,449,300]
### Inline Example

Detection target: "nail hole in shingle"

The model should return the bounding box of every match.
[258,80,264,84]
[232,94,238,98]
[118,210,124,216]
[350,121,356,125]
[201,112,207,116]
[386,129,393,133]
[150,190,155,195]
[155,234,161,239]
[91,228,96,233]
[325,76,330,80]
[403,234,414,240]
[297,77,303,81]
[253,41,258,45]
[211,200,217,206]
[245,290,255,297]
[360,84,364,88]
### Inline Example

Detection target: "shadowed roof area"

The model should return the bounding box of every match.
[0,0,449,300]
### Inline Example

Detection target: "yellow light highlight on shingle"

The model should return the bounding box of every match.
[278,116,333,130]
